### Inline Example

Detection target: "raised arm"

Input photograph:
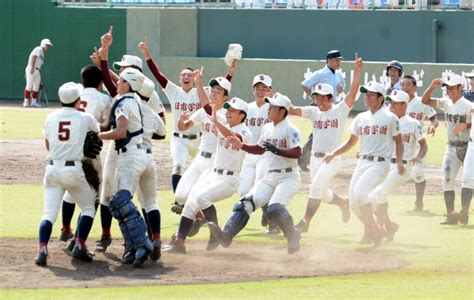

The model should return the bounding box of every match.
[345,53,363,108]
[225,59,237,81]
[193,67,210,109]
[421,79,443,108]
[138,37,169,88]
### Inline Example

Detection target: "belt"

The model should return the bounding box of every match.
[173,132,202,140]
[213,168,234,176]
[361,155,386,162]
[448,141,468,147]
[117,144,143,154]
[313,152,326,158]
[269,167,293,173]
[390,158,407,164]
[48,160,76,166]
[146,148,152,154]
[201,151,213,158]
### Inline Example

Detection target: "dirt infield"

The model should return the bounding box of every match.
[0,237,406,289]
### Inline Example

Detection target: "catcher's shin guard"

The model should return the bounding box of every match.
[266,203,301,254]
[109,190,154,264]
[223,198,254,239]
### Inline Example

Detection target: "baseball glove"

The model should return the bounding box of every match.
[84,131,103,159]
[82,159,100,195]
[297,133,313,172]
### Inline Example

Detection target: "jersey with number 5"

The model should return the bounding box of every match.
[43,107,99,161]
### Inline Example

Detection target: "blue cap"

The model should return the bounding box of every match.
[326,50,342,59]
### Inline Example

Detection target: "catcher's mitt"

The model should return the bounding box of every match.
[84,131,103,159]
[82,159,100,195]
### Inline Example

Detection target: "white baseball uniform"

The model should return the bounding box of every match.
[42,107,99,224]
[246,118,301,209]
[369,115,425,204]
[462,104,474,189]
[134,100,167,212]
[25,46,44,92]
[238,101,271,196]
[348,108,401,215]
[182,122,251,220]
[406,95,437,183]
[174,108,226,205]
[163,81,202,175]
[434,96,472,191]
[301,100,352,202]
[63,88,112,204]
[148,91,166,116]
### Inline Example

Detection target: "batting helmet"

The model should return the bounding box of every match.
[386,60,403,77]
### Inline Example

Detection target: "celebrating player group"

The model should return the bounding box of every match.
[34,26,473,268]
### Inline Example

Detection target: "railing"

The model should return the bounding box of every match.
[56,0,473,10]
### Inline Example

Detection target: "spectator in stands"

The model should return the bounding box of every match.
[464,73,474,102]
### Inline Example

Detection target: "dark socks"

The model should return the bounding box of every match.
[76,215,94,247]
[177,216,194,242]
[461,188,473,213]
[172,174,182,193]
[61,200,75,231]
[147,209,161,241]
[444,191,455,214]
[100,204,112,235]
[39,220,53,245]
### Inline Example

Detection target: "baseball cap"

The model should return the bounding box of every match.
[40,38,53,48]
[224,43,243,67]
[120,67,145,92]
[311,83,334,96]
[326,50,342,60]
[113,55,143,72]
[58,82,83,104]
[209,77,232,93]
[465,72,474,78]
[138,77,155,98]
[252,74,272,88]
[360,81,386,98]
[386,90,409,103]
[442,74,464,87]
[265,93,292,110]
[223,97,249,114]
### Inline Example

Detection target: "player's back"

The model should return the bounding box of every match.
[44,108,95,161]
[80,88,112,122]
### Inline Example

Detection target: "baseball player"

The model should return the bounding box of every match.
[209,93,303,254]
[464,73,474,102]
[24,38,52,108]
[324,80,403,247]
[299,50,346,173]
[35,82,99,266]
[163,97,250,254]
[401,75,439,211]
[421,74,472,225]
[385,60,403,95]
[59,65,113,244]
[173,74,231,236]
[369,90,428,242]
[458,103,474,225]
[289,53,363,233]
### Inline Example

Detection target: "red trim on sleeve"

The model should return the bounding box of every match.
[146,58,168,88]
[242,144,265,155]
[203,104,212,116]
[100,60,117,97]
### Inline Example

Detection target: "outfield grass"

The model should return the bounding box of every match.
[0,107,447,165]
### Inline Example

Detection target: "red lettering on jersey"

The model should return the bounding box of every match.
[58,121,71,141]
[175,102,180,110]
[371,125,379,135]
[402,133,411,143]
[379,125,388,135]
[77,100,88,112]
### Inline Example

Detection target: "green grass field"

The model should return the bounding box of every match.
[0,107,472,299]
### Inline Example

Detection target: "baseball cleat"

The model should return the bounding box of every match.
[65,239,76,253]
[22,100,29,108]
[171,204,184,215]
[360,229,373,245]
[35,246,48,266]
[133,247,151,267]
[162,242,186,254]
[187,219,207,237]
[31,102,42,108]
[385,222,399,242]
[72,245,93,262]
[413,201,424,212]
[122,249,135,264]
[440,213,460,225]
[150,240,162,261]
[59,228,74,242]
[95,234,112,252]
[372,226,386,247]
[458,213,469,225]
[206,236,220,251]
[208,222,232,248]
[287,229,301,254]
[295,219,309,233]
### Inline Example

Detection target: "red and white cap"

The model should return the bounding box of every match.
[209,77,232,93]
[442,74,464,87]
[58,82,83,104]
[113,55,143,71]
[386,89,409,103]
[265,93,292,110]
[40,38,53,48]
[360,81,386,98]
[223,97,249,114]
[252,74,272,88]
[311,83,334,96]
